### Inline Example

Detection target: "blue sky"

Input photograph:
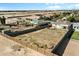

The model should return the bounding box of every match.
[0,3,79,10]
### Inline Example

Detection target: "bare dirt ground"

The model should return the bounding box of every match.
[0,34,45,56]
[1,29,79,56]
[0,28,66,56]
[15,28,66,55]
[63,39,79,56]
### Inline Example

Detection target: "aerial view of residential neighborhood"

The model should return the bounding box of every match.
[0,3,79,56]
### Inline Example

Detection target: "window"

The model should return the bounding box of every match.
[74,26,76,28]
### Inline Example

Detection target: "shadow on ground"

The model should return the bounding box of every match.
[4,26,48,37]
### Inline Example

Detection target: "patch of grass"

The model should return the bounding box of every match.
[72,32,79,40]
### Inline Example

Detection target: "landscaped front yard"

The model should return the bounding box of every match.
[72,32,79,40]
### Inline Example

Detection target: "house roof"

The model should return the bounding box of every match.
[51,22,70,25]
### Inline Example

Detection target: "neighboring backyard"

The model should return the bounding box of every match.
[71,31,79,40]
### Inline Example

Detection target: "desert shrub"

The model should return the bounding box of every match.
[43,44,48,49]
[67,16,76,22]
[19,39,21,40]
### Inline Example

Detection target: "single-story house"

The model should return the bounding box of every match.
[6,18,19,24]
[72,23,79,32]
[30,19,45,25]
[51,22,70,29]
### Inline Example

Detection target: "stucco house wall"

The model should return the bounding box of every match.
[72,23,79,32]
[6,18,19,24]
[51,22,69,29]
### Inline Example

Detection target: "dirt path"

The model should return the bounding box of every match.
[63,39,79,56]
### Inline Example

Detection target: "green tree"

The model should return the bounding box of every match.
[67,16,76,22]
[75,16,79,22]
[0,16,6,25]
[2,16,6,25]
[0,17,2,24]
[43,16,51,20]
[53,13,60,18]
[58,15,64,19]
[63,12,70,16]
[38,15,44,20]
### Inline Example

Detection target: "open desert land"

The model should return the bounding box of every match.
[0,10,61,19]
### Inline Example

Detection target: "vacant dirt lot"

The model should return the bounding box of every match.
[15,28,66,55]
